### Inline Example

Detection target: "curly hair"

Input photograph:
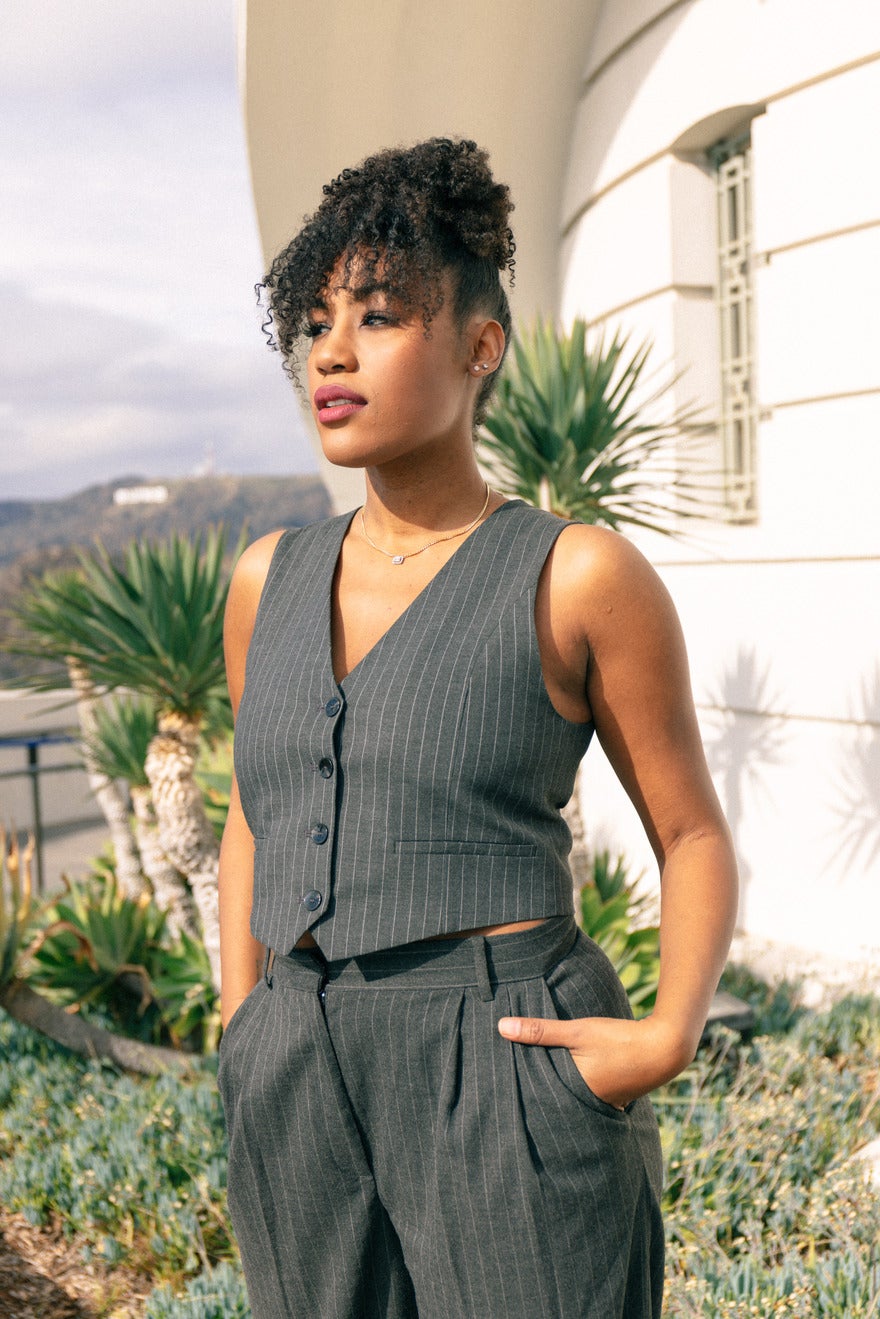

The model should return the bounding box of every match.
[257,137,515,425]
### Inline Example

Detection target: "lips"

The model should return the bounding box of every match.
[313,385,367,422]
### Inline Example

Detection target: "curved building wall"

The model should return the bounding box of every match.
[561,0,880,973]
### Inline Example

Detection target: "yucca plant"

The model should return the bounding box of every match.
[0,846,195,1074]
[4,568,148,900]
[5,529,242,990]
[26,869,218,1051]
[87,695,200,940]
[0,827,35,989]
[480,316,716,533]
[27,872,166,1023]
[576,851,660,1016]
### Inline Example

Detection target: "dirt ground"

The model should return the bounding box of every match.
[0,1207,151,1319]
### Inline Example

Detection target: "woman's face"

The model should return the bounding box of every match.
[305,264,477,471]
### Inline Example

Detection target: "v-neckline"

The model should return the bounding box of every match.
[329,499,521,689]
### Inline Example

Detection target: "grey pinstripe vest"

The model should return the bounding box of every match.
[234,500,594,960]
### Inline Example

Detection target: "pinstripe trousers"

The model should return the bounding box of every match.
[218,917,664,1318]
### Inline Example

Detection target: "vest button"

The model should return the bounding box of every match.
[318,757,334,778]
[325,696,341,717]
[302,889,323,911]
[310,823,329,845]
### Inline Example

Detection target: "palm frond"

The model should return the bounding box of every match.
[3,527,245,719]
[480,317,722,533]
[84,694,158,788]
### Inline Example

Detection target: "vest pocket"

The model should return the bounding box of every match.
[394,839,538,856]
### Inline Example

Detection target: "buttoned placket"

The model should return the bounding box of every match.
[300,690,344,919]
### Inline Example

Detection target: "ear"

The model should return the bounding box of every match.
[466,318,506,378]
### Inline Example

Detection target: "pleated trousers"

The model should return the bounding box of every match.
[218,916,665,1319]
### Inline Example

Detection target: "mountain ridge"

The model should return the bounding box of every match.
[0,473,332,683]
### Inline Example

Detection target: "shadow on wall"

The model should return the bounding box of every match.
[828,666,880,879]
[701,647,788,931]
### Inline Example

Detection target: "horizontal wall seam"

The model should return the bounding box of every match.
[695,702,880,731]
[759,217,880,261]
[580,0,690,96]
[766,386,880,411]
[763,48,880,111]
[582,283,713,327]
[562,149,668,237]
[566,51,880,236]
[656,554,879,567]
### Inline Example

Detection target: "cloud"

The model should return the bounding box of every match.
[0,283,316,499]
[0,1,235,103]
[0,2,322,499]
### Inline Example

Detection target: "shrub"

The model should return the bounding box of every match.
[576,851,660,1015]
[24,869,219,1052]
[0,1014,231,1276]
[662,995,880,1314]
[144,1262,251,1318]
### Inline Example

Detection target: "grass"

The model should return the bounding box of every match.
[1,976,879,1316]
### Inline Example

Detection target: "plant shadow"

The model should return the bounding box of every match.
[701,647,788,928]
[826,665,880,878]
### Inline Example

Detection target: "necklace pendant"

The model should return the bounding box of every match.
[392,554,405,565]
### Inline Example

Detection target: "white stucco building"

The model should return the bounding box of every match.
[239,0,880,985]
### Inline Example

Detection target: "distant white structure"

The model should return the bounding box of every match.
[113,484,169,506]
[240,0,880,985]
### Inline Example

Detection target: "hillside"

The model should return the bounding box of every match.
[0,474,331,683]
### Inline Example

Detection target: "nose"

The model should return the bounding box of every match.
[311,318,357,375]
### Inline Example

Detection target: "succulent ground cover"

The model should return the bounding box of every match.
[1,979,879,1317]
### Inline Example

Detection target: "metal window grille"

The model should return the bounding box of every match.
[712,134,758,522]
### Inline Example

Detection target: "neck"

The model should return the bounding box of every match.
[362,455,492,542]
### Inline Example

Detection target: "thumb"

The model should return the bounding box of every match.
[497,1015,578,1047]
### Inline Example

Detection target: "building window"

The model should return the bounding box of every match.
[711,132,757,522]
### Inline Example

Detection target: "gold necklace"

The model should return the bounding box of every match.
[360,483,492,565]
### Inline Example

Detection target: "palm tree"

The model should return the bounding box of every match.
[480,316,716,530]
[87,695,200,940]
[479,317,717,879]
[4,570,148,901]
[6,529,240,990]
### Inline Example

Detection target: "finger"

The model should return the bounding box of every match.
[497,1016,579,1047]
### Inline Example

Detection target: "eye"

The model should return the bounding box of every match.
[362,310,395,327]
[304,320,329,339]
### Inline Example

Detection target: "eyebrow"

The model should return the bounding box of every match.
[309,279,398,314]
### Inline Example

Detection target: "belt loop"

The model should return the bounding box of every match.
[472,936,494,1002]
[264,947,276,988]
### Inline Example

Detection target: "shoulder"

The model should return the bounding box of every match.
[228,529,289,609]
[548,523,680,653]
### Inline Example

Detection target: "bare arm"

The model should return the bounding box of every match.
[219,531,284,1029]
[499,526,739,1104]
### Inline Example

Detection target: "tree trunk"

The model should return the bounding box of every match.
[130,786,200,941]
[144,711,221,990]
[66,660,148,900]
[0,977,196,1076]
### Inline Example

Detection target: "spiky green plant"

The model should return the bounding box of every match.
[3,568,149,897]
[86,691,158,787]
[576,851,660,1016]
[0,828,35,989]
[86,695,200,939]
[480,317,716,534]
[6,530,237,724]
[5,529,243,989]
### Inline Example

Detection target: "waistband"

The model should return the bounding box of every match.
[267,916,578,1002]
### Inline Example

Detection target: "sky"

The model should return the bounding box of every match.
[0,0,316,501]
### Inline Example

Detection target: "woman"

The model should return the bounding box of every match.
[218,137,738,1318]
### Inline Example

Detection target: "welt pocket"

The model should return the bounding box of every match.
[394,839,538,857]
